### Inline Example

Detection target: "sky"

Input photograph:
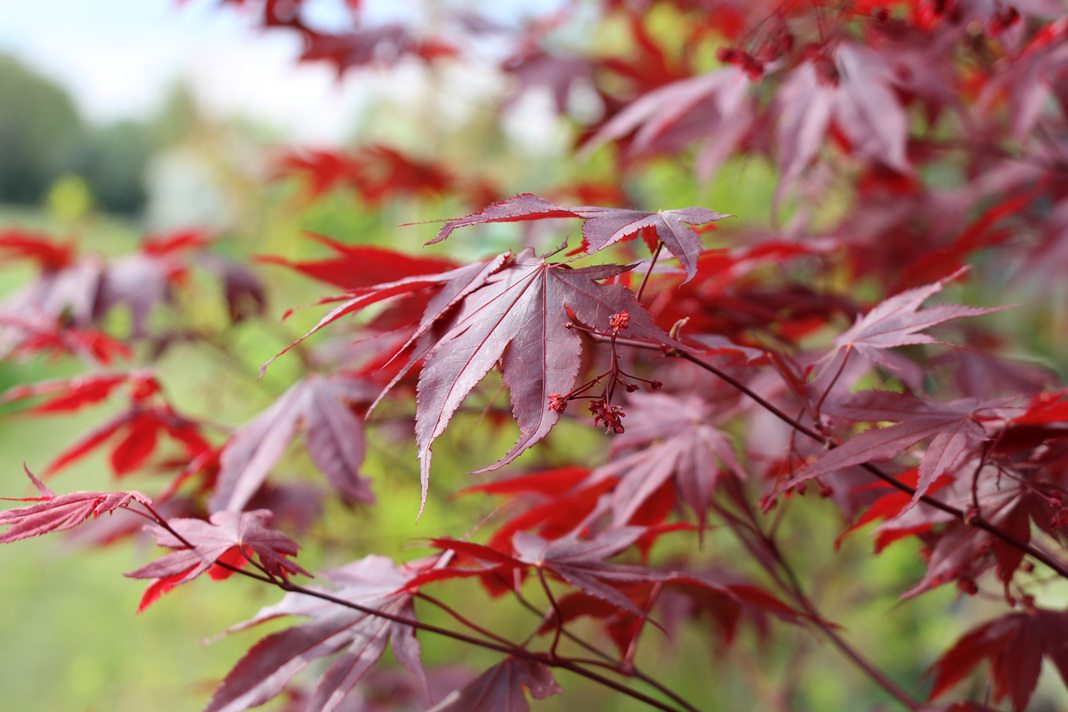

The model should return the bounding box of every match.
[0,0,561,144]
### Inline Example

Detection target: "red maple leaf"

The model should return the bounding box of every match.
[126,509,309,612]
[0,468,151,544]
[427,193,729,281]
[414,250,670,511]
[206,555,427,712]
[428,656,560,712]
[210,375,378,513]
[778,391,1000,510]
[929,607,1068,712]
[592,391,745,526]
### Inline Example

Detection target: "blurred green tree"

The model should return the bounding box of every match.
[0,54,84,205]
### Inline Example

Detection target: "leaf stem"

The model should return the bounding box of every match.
[609,335,1068,582]
[636,241,664,302]
[507,586,702,712]
[723,483,921,710]
[132,502,684,712]
[414,592,519,648]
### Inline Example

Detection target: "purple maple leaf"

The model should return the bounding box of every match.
[779,391,1004,510]
[127,509,309,589]
[812,268,1005,387]
[211,375,379,512]
[415,249,670,513]
[429,656,561,712]
[592,391,745,526]
[428,193,729,281]
[206,555,426,712]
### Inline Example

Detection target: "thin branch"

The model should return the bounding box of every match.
[609,335,1068,581]
[724,484,920,710]
[415,592,519,649]
[636,241,664,302]
[537,567,565,660]
[507,583,703,712]
[130,503,684,712]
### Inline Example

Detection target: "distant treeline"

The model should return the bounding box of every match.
[0,54,171,215]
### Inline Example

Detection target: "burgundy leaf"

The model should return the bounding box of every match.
[583,67,752,182]
[127,509,308,611]
[776,62,836,187]
[428,657,561,712]
[0,469,150,544]
[428,194,728,280]
[211,375,377,512]
[207,555,425,712]
[779,392,993,508]
[415,249,670,512]
[813,269,1004,385]
[592,392,745,525]
[929,608,1068,712]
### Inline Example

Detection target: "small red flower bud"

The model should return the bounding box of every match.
[589,399,626,434]
[609,310,630,334]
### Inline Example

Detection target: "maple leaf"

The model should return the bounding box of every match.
[0,468,151,544]
[298,25,456,76]
[776,61,837,188]
[458,468,617,564]
[862,470,1047,598]
[0,227,225,344]
[197,255,267,324]
[429,657,561,712]
[0,229,75,269]
[778,391,998,509]
[273,149,361,198]
[978,20,1068,139]
[812,269,1004,387]
[539,574,805,656]
[833,44,910,173]
[502,48,593,115]
[2,372,210,478]
[126,509,309,612]
[259,232,459,290]
[583,67,753,181]
[776,45,909,189]
[263,254,506,373]
[928,608,1068,712]
[592,392,746,526]
[414,249,671,512]
[206,555,426,712]
[0,316,131,364]
[210,375,378,513]
[1,372,129,414]
[427,193,728,281]
[434,528,665,617]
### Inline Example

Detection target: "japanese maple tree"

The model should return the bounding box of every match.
[3,1,1068,710]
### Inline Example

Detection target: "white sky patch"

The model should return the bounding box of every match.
[0,0,566,143]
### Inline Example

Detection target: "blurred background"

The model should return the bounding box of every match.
[1,1,1066,711]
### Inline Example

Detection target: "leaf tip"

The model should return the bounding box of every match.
[22,463,54,497]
